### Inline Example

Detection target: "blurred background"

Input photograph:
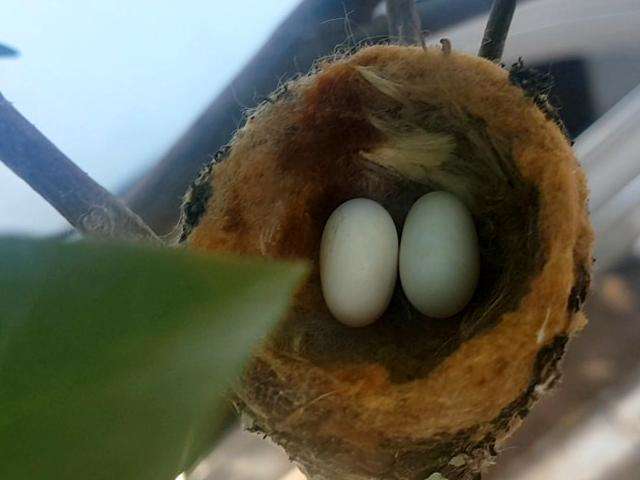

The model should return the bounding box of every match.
[2,1,640,479]
[0,0,300,234]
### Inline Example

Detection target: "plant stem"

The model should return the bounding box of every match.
[0,92,160,243]
[478,0,517,62]
[386,0,425,47]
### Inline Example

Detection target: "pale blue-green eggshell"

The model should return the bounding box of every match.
[320,198,398,327]
[399,191,480,318]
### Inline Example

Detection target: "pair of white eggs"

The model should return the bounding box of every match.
[319,191,480,327]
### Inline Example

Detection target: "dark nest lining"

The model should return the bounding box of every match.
[180,97,544,385]
[263,98,545,384]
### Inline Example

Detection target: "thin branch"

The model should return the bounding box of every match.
[386,0,425,47]
[478,0,517,62]
[0,92,160,243]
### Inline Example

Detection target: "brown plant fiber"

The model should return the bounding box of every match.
[181,45,593,480]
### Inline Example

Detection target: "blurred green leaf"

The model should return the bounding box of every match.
[0,238,306,480]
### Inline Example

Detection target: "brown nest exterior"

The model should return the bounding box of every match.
[180,45,593,480]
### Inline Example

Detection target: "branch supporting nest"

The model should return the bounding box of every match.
[0,92,159,243]
[386,0,425,47]
[478,0,517,62]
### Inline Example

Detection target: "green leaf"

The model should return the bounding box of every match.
[0,238,306,480]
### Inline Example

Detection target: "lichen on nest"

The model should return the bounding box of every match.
[179,44,593,480]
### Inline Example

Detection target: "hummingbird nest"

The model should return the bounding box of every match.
[180,45,593,480]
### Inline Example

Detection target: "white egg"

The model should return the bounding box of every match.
[320,198,398,327]
[399,191,480,318]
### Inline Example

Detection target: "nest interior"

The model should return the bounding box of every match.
[181,45,593,480]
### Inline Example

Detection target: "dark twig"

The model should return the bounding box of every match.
[0,92,159,243]
[478,0,517,61]
[386,0,425,46]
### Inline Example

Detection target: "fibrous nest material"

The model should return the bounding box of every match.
[179,45,594,480]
